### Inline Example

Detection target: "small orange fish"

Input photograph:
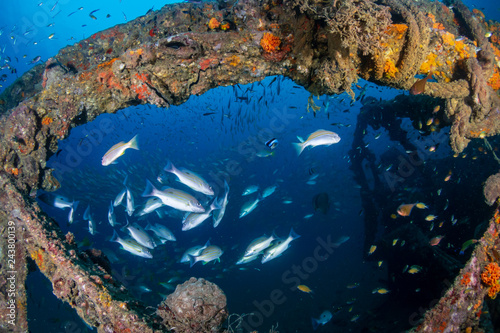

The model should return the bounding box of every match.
[433,105,440,113]
[397,203,416,217]
[410,72,433,95]
[368,245,377,255]
[429,235,444,246]
[297,285,313,294]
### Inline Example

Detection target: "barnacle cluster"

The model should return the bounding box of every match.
[481,262,500,298]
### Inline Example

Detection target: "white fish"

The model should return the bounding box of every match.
[136,197,164,216]
[239,196,260,218]
[244,235,276,257]
[88,218,96,235]
[180,242,209,263]
[242,185,259,196]
[188,245,223,267]
[145,223,176,241]
[262,185,277,198]
[262,228,301,263]
[142,179,205,213]
[114,187,127,207]
[38,193,73,209]
[126,187,134,216]
[110,230,152,259]
[213,180,229,228]
[236,252,261,265]
[163,160,214,196]
[67,200,79,225]
[292,130,341,155]
[182,201,220,231]
[108,201,116,227]
[126,223,156,249]
[102,135,139,166]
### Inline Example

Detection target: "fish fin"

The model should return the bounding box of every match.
[110,230,119,242]
[203,239,211,248]
[141,179,156,197]
[144,223,153,231]
[311,318,319,330]
[123,174,128,186]
[224,179,230,193]
[297,136,304,143]
[188,254,197,268]
[211,199,222,211]
[128,135,139,150]
[289,227,301,240]
[83,205,91,220]
[163,160,176,173]
[120,217,130,232]
[292,142,304,156]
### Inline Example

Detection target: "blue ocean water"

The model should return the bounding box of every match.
[0,0,498,332]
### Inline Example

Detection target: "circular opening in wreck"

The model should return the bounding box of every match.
[30,76,498,332]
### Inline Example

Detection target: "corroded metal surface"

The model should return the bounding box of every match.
[0,0,499,331]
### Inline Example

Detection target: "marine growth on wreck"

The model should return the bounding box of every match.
[1,0,500,332]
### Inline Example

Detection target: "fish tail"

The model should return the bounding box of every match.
[289,227,301,240]
[188,254,197,268]
[292,142,304,156]
[142,179,156,197]
[163,160,176,173]
[224,179,229,193]
[144,223,153,231]
[128,135,139,150]
[110,230,120,243]
[72,200,79,211]
[211,199,222,211]
[123,174,128,186]
[311,318,319,331]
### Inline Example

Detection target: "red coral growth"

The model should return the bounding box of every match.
[199,58,219,71]
[260,32,281,53]
[481,262,500,298]
[131,73,152,100]
[41,116,53,126]
[461,272,471,286]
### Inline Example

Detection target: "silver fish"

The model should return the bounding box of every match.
[182,201,220,231]
[126,187,134,216]
[239,196,260,218]
[110,230,152,259]
[213,180,229,228]
[163,160,214,196]
[142,180,205,213]
[180,241,209,263]
[102,135,139,166]
[293,130,341,155]
[244,235,276,257]
[262,228,301,263]
[145,223,176,241]
[189,244,223,267]
[127,224,156,249]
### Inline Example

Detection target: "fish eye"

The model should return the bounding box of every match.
[197,202,201,206]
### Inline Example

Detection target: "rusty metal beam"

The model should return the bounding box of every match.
[0,0,499,331]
